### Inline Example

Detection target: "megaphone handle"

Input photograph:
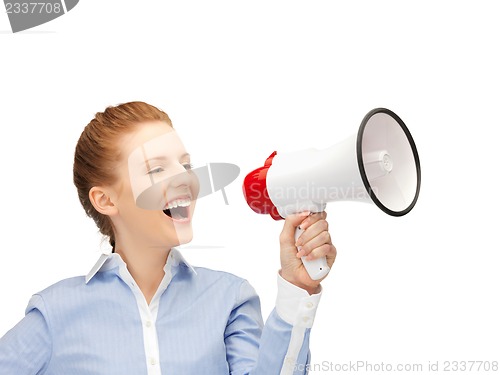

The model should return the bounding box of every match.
[295,226,331,280]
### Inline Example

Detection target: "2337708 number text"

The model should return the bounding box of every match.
[5,2,62,14]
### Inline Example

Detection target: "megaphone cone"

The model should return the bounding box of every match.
[357,108,421,216]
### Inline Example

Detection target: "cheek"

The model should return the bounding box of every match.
[191,177,201,200]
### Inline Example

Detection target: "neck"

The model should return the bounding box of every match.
[114,240,171,305]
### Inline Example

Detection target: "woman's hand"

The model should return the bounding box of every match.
[279,211,337,294]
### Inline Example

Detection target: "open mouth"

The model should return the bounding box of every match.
[163,198,191,221]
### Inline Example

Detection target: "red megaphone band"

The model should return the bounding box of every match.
[242,151,283,220]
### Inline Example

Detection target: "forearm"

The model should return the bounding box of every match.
[248,308,313,375]
[227,275,322,375]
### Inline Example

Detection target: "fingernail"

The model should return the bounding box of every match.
[300,220,309,230]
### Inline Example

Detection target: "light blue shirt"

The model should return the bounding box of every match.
[0,248,322,374]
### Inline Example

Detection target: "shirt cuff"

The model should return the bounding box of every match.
[275,272,322,328]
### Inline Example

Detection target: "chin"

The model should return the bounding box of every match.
[167,225,194,247]
[176,232,194,246]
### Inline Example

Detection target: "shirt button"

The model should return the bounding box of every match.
[306,302,314,309]
[150,357,157,366]
[302,316,310,323]
[145,320,152,328]
[285,356,294,365]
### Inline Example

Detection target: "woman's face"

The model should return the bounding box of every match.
[109,120,198,249]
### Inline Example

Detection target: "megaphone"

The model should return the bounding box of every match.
[242,108,421,280]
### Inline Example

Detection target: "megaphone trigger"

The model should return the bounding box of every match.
[295,221,331,280]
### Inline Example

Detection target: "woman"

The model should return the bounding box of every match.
[0,101,336,374]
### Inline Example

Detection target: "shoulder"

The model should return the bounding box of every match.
[32,275,87,301]
[193,266,244,282]
[190,265,250,289]
[22,276,85,327]
[177,265,259,303]
[27,273,117,315]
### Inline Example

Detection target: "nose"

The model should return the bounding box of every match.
[168,164,200,196]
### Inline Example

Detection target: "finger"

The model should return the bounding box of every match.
[295,219,329,248]
[296,230,331,258]
[304,243,337,263]
[299,211,327,231]
[279,211,310,245]
[326,243,337,267]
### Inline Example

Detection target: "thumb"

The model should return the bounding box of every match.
[280,211,310,245]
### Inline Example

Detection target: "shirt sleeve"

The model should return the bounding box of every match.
[0,294,52,374]
[225,274,322,375]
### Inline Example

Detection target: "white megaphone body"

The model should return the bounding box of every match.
[243,108,421,280]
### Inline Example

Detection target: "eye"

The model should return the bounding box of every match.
[183,163,193,171]
[147,166,165,174]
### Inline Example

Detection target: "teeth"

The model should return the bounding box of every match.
[165,198,191,210]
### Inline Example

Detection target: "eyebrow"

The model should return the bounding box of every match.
[142,152,191,166]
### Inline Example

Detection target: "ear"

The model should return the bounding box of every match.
[89,186,118,216]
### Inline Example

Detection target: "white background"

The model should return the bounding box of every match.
[1,1,499,373]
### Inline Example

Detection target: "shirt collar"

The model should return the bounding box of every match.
[85,247,197,284]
